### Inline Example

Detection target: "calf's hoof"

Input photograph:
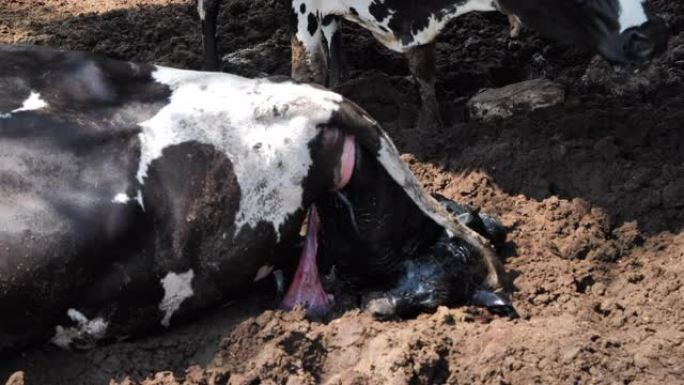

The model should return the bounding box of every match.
[471,289,518,318]
[434,193,507,247]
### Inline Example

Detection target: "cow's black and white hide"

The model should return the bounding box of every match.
[0,44,510,355]
[198,0,669,131]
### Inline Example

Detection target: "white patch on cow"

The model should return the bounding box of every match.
[321,16,339,52]
[135,190,145,210]
[67,308,88,323]
[111,191,144,208]
[0,91,49,118]
[254,264,274,282]
[50,309,109,349]
[137,66,341,240]
[159,269,195,327]
[14,91,48,112]
[618,0,648,33]
[197,0,206,21]
[112,193,130,204]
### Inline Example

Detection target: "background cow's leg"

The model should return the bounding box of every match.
[198,0,221,70]
[405,42,443,131]
[290,4,327,84]
[321,15,343,88]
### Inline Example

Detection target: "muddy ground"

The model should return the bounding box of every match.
[1,0,683,384]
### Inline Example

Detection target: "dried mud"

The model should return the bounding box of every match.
[1,0,683,384]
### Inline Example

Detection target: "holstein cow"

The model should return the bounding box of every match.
[0,45,511,354]
[198,0,669,130]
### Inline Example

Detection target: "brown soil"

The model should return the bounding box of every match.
[1,0,683,384]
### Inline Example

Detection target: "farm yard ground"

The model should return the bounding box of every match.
[1,0,684,384]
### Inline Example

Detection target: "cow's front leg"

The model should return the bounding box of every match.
[406,42,443,131]
[290,5,327,84]
[198,0,221,70]
[321,15,344,88]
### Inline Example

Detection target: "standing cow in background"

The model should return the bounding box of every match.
[198,0,669,131]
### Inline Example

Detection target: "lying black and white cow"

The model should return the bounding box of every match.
[0,44,511,354]
[198,0,669,130]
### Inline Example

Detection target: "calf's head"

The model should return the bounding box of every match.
[498,0,669,64]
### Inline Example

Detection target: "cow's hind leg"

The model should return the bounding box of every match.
[290,2,327,84]
[198,0,221,70]
[406,42,443,131]
[321,15,344,88]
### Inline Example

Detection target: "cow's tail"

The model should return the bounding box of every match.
[329,99,508,292]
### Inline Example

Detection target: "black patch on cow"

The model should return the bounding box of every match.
[367,0,461,47]
[0,76,31,113]
[142,141,241,274]
[327,100,381,154]
[301,127,347,207]
[368,1,390,22]
[300,3,306,14]
[400,34,414,46]
[349,7,358,16]
[0,45,169,113]
[307,12,318,36]
[0,129,152,354]
[0,45,168,353]
[322,14,336,27]
[317,142,442,285]
[0,45,170,153]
